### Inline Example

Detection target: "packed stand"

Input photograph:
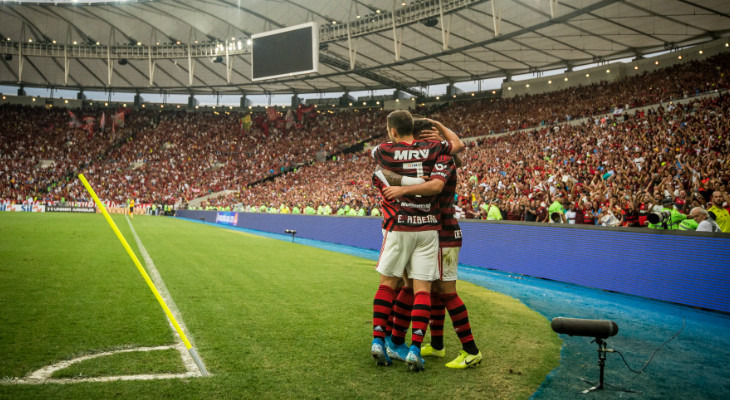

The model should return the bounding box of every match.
[226,54,730,232]
[419,53,730,136]
[2,52,730,232]
[1,106,384,207]
[0,104,138,205]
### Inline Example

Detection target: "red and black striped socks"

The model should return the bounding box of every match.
[410,291,431,348]
[429,292,446,350]
[440,292,479,355]
[373,285,396,340]
[390,287,413,345]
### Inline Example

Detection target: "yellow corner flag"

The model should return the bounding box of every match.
[77,174,208,376]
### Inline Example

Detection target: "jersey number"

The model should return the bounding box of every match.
[403,162,424,177]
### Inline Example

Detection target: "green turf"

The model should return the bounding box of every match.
[51,348,186,378]
[0,213,560,399]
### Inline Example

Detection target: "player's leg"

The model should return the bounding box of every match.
[385,278,406,338]
[386,275,412,362]
[421,287,446,358]
[372,230,414,366]
[436,247,482,369]
[403,230,439,372]
[390,277,413,346]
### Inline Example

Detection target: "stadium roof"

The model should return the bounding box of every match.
[1,0,729,96]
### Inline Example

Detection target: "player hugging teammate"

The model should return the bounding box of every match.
[369,110,481,372]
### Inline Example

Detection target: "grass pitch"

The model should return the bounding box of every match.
[0,213,560,399]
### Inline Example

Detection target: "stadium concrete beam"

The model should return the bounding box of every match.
[0,24,84,88]
[129,1,304,90]
[34,6,138,89]
[453,10,564,69]
[20,55,51,86]
[510,0,635,54]
[621,1,711,35]
[347,0,469,77]
[127,2,248,87]
[319,53,422,96]
[678,0,730,20]
[14,8,93,88]
[469,2,600,59]
[2,7,51,45]
[0,56,19,83]
[318,0,490,42]
[23,4,138,88]
[447,9,569,71]
[548,0,669,45]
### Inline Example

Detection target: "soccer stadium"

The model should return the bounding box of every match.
[1,0,729,398]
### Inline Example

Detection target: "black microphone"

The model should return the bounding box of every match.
[551,317,619,339]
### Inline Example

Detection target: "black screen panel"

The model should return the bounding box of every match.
[252,23,318,81]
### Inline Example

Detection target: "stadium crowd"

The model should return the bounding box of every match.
[422,52,730,135]
[1,52,729,231]
[1,105,383,206]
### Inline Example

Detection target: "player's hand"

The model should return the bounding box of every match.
[418,129,441,141]
[382,186,408,201]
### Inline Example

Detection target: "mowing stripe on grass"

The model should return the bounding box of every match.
[125,216,206,376]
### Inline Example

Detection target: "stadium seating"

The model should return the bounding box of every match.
[2,53,729,228]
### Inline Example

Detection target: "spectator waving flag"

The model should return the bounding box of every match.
[82,116,96,129]
[81,116,96,139]
[297,104,316,122]
[266,107,280,122]
[100,112,106,133]
[67,110,81,128]
[112,111,125,133]
[285,109,295,129]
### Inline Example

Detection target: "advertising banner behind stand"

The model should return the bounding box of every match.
[215,211,238,226]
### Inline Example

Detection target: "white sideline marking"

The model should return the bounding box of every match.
[2,216,206,385]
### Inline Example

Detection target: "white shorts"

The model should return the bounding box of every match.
[377,230,439,281]
[439,247,461,282]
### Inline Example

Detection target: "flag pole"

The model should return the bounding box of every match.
[77,173,208,377]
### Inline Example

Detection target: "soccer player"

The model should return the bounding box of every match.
[379,120,482,369]
[129,198,135,219]
[370,111,464,372]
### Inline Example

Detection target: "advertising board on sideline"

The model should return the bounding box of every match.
[1,204,45,212]
[46,206,96,213]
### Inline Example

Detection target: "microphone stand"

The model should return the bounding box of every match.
[580,338,639,394]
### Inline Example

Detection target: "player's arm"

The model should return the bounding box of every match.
[382,179,445,200]
[426,119,464,155]
[374,165,426,186]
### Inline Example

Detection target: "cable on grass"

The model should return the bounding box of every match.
[614,318,686,375]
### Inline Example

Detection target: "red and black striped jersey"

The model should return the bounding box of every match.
[371,139,452,232]
[432,154,462,247]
